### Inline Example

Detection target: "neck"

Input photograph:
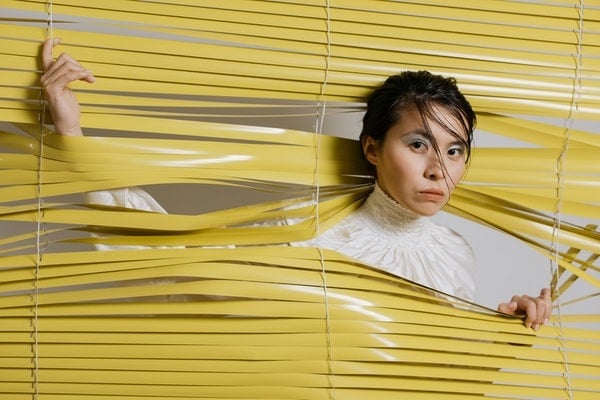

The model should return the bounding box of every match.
[358,183,429,238]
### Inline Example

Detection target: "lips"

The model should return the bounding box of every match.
[419,189,445,201]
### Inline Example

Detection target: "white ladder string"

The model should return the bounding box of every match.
[550,2,584,399]
[314,0,335,398]
[32,2,54,398]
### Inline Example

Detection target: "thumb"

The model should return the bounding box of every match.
[497,301,518,315]
[42,37,60,71]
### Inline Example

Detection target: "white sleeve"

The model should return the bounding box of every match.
[83,187,168,251]
[84,187,167,214]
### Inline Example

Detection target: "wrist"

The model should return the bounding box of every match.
[56,125,84,137]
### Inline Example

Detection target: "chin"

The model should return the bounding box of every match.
[413,206,442,217]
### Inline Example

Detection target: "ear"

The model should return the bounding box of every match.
[362,136,379,166]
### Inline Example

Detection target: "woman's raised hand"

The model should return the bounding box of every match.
[41,38,95,136]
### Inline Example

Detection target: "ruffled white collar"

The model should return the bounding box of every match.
[296,183,476,300]
[353,183,433,242]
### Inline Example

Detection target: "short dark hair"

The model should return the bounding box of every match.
[360,71,476,174]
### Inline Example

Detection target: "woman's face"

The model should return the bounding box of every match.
[363,105,468,216]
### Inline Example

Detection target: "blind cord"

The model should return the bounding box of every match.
[550,2,584,399]
[314,1,335,399]
[32,2,54,398]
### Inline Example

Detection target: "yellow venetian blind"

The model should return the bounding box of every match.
[0,1,599,399]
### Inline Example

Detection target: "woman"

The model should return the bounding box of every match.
[40,38,551,331]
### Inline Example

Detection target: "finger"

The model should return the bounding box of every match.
[41,52,71,87]
[82,71,96,83]
[497,301,518,314]
[42,37,60,71]
[540,288,552,323]
[42,52,81,82]
[522,297,538,329]
[51,53,95,84]
[540,287,551,300]
[532,291,551,328]
[532,303,545,330]
[497,302,509,314]
[42,55,93,89]
[498,295,521,315]
[526,295,550,331]
[44,65,92,88]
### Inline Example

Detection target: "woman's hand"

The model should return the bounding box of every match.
[41,38,95,136]
[497,287,552,331]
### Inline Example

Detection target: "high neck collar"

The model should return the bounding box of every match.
[357,183,431,238]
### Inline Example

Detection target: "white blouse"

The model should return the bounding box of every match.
[293,184,476,301]
[85,184,476,301]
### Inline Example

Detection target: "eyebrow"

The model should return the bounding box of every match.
[401,129,430,139]
[448,140,466,148]
[403,129,428,136]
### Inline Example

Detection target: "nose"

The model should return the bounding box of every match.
[425,156,444,180]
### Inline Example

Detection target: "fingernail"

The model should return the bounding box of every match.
[533,324,539,331]
[543,318,548,325]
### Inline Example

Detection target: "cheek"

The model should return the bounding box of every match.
[382,146,412,172]
[448,163,467,185]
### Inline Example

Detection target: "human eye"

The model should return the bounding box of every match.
[410,139,428,151]
[447,145,465,159]
[405,133,430,152]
